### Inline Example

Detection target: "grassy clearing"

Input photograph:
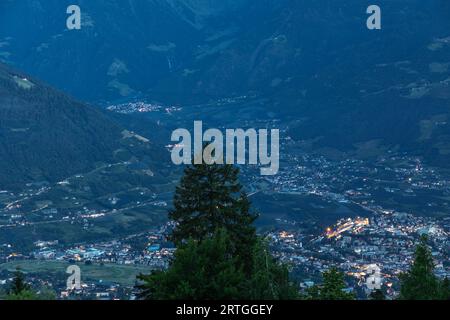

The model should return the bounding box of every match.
[0,260,151,286]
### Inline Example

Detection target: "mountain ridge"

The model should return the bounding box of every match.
[1,0,450,167]
[0,62,165,189]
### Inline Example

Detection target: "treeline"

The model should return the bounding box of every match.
[0,269,56,300]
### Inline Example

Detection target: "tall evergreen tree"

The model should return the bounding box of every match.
[307,267,354,300]
[138,163,299,300]
[169,163,257,272]
[439,277,450,300]
[247,239,299,299]
[6,268,41,300]
[8,268,31,295]
[399,235,440,300]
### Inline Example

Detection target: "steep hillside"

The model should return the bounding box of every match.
[0,63,163,188]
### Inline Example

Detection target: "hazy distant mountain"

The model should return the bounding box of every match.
[0,63,163,189]
[0,0,249,101]
[1,0,450,165]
